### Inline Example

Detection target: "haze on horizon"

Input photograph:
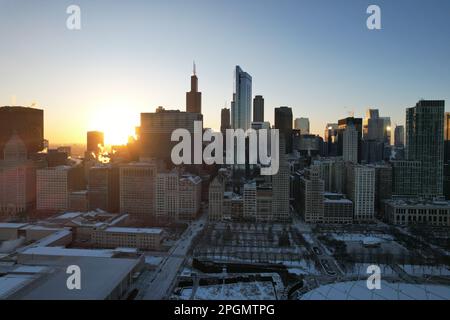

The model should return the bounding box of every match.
[1,0,450,145]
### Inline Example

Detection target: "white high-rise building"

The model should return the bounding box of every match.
[0,133,36,216]
[37,166,78,212]
[156,170,201,221]
[208,175,225,221]
[343,126,358,163]
[243,181,257,220]
[347,164,375,222]
[300,165,324,223]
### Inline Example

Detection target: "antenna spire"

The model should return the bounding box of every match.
[193,61,196,76]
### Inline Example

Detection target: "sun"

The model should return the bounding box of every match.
[88,102,139,146]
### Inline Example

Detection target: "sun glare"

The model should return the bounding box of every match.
[89,103,139,146]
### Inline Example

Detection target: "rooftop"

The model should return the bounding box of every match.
[104,227,163,235]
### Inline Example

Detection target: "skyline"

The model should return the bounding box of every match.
[1,0,450,144]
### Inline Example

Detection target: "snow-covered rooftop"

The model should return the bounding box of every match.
[104,227,163,235]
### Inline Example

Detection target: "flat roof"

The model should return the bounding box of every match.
[0,274,36,299]
[0,223,29,229]
[11,256,141,300]
[104,227,163,235]
[53,212,83,220]
[20,246,114,258]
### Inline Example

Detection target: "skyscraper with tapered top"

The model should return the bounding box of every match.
[186,62,202,114]
[231,66,252,130]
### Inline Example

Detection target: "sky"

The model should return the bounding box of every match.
[1,0,450,145]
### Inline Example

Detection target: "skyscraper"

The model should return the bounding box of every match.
[338,117,362,162]
[444,112,450,141]
[363,109,391,143]
[294,118,310,134]
[186,63,202,114]
[275,107,293,154]
[231,66,252,130]
[88,165,120,212]
[300,165,325,223]
[140,107,203,161]
[271,137,290,221]
[0,133,36,217]
[86,131,104,157]
[208,175,225,221]
[343,126,358,163]
[0,106,44,159]
[119,162,156,221]
[406,100,445,196]
[220,108,231,135]
[253,95,264,122]
[37,166,84,212]
[347,164,375,222]
[394,125,405,147]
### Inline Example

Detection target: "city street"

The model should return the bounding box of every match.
[140,213,207,300]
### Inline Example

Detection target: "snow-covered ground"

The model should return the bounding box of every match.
[144,256,163,266]
[344,263,397,277]
[399,265,450,277]
[302,233,315,245]
[300,280,450,300]
[284,260,321,275]
[180,281,277,300]
[330,233,394,243]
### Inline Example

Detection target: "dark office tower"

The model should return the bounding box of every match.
[186,63,202,114]
[253,95,264,122]
[88,165,120,212]
[0,106,44,159]
[394,125,405,147]
[87,131,104,156]
[140,107,203,161]
[324,123,339,156]
[220,108,231,135]
[406,100,445,196]
[275,107,293,154]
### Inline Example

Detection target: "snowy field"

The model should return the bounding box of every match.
[344,263,397,277]
[399,265,450,276]
[330,233,394,243]
[144,256,163,265]
[300,280,450,300]
[179,281,277,300]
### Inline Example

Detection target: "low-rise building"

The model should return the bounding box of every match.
[91,227,164,250]
[385,197,450,226]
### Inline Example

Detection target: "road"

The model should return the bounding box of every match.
[140,213,207,300]
[292,215,343,277]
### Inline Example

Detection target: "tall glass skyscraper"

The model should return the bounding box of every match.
[406,100,445,196]
[231,66,252,130]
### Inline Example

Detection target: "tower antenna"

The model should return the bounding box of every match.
[193,61,196,76]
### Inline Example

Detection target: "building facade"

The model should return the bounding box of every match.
[119,162,156,220]
[346,164,375,222]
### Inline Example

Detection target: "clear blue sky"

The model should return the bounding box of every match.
[1,0,449,144]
